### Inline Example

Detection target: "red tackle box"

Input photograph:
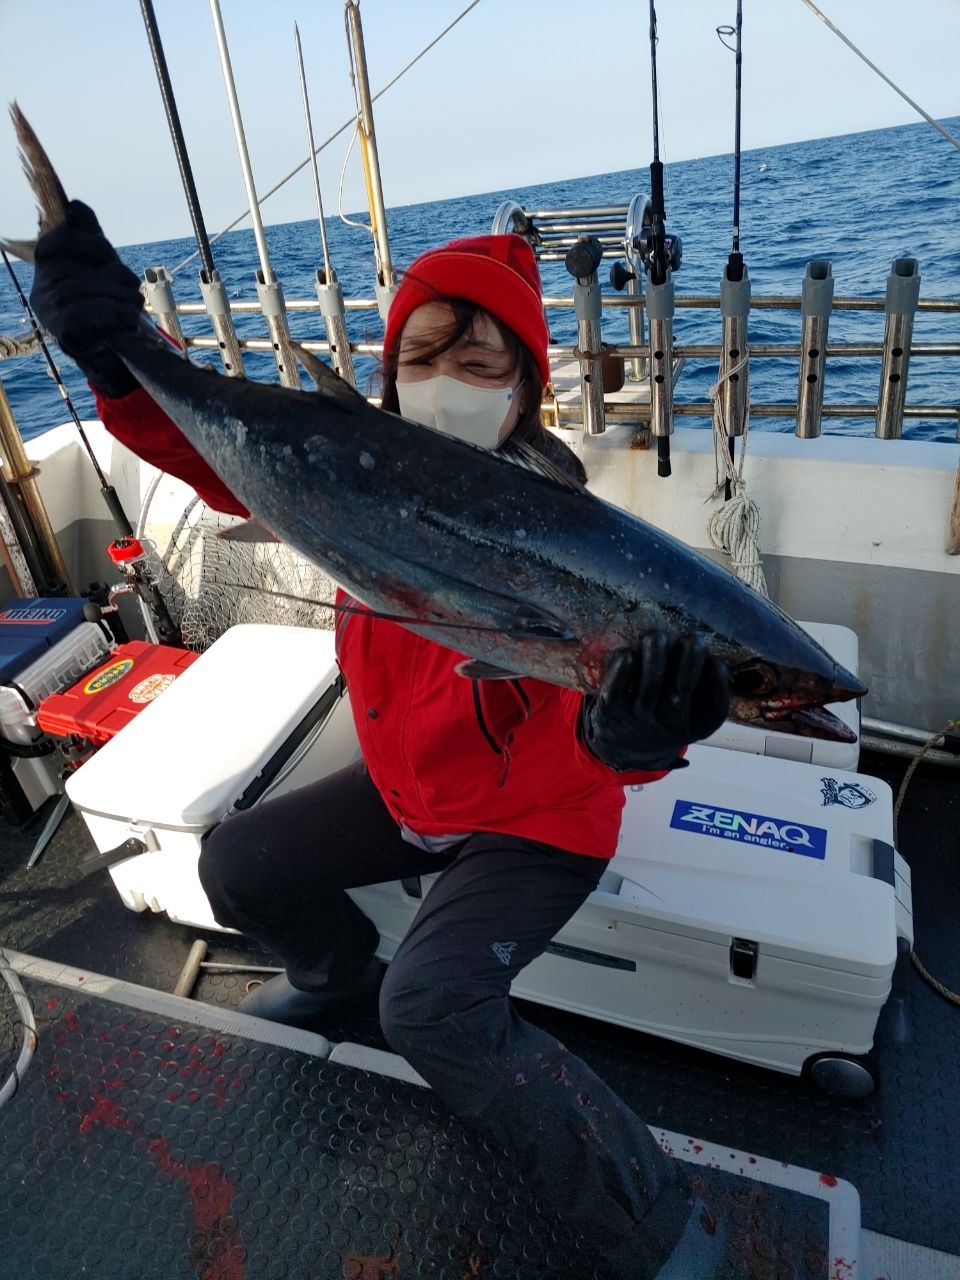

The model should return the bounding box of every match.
[37,641,199,747]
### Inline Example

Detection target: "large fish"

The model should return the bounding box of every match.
[4,105,865,741]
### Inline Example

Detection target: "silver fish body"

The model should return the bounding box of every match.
[112,328,865,740]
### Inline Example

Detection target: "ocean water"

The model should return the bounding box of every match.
[1,116,958,443]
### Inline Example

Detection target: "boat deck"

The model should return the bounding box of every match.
[1,746,958,1277]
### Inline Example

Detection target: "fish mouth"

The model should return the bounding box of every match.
[780,705,859,743]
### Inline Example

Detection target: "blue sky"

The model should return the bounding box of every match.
[1,0,958,248]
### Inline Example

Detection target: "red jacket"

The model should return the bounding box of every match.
[98,387,673,859]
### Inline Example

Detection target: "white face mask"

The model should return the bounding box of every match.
[396,374,523,449]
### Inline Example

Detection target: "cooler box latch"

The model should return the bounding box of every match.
[730,937,759,981]
[80,836,149,879]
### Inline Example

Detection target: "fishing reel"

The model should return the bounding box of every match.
[609,228,683,291]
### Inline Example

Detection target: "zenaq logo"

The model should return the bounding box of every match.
[670,800,827,860]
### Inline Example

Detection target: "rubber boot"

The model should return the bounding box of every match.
[653,1198,726,1278]
[238,956,384,1028]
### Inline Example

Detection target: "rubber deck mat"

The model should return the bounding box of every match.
[0,970,850,1280]
[0,749,958,1261]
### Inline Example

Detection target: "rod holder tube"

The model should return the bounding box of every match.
[142,267,185,348]
[646,278,675,438]
[199,269,246,378]
[565,237,606,435]
[719,268,751,438]
[256,273,301,390]
[795,260,834,438]
[316,270,356,387]
[876,257,921,439]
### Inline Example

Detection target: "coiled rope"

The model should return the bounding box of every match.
[0,333,41,359]
[707,347,768,597]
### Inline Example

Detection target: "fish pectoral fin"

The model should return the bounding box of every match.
[290,342,365,405]
[455,659,520,680]
[216,518,282,544]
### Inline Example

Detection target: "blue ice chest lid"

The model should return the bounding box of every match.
[0,597,90,683]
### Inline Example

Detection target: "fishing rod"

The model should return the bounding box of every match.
[716,3,751,502]
[0,249,182,642]
[294,22,356,388]
[707,5,766,597]
[139,0,246,379]
[2,250,132,537]
[641,1,681,479]
[169,0,482,279]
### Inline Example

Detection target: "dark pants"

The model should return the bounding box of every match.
[198,763,692,1276]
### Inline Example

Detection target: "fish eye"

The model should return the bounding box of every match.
[729,660,778,696]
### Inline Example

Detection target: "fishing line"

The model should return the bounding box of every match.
[892,719,960,1009]
[169,0,484,277]
[800,0,960,153]
[0,946,37,1112]
[1,251,184,640]
[232,583,574,641]
[337,127,374,238]
[0,248,133,536]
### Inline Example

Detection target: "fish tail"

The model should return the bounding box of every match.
[9,101,69,235]
[0,236,36,264]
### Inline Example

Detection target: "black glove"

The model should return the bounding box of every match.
[30,200,144,398]
[581,633,731,773]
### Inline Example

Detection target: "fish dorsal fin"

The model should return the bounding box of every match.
[504,439,586,492]
[455,659,520,680]
[291,342,365,405]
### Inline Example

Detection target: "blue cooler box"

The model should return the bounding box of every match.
[0,598,113,824]
[0,598,91,682]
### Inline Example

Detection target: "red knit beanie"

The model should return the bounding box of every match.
[383,233,550,385]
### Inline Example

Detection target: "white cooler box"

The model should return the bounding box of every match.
[66,624,361,930]
[0,620,115,811]
[702,620,861,768]
[353,744,912,1085]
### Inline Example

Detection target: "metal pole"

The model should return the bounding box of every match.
[296,24,332,277]
[295,22,356,387]
[0,378,70,593]
[208,0,301,389]
[345,1,397,321]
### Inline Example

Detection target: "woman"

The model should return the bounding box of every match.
[31,209,730,1278]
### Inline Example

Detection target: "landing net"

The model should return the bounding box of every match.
[138,490,336,651]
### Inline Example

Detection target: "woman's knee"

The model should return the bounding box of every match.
[379,964,496,1060]
[197,816,271,926]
